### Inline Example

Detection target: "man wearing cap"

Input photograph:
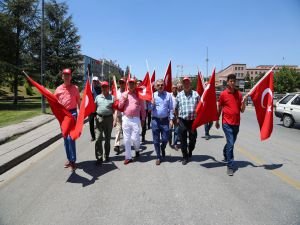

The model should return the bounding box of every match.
[54,68,80,171]
[89,76,102,141]
[175,76,200,165]
[113,78,126,154]
[94,81,114,165]
[119,78,146,165]
[150,79,174,165]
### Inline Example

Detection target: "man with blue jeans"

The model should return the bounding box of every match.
[54,68,80,171]
[215,74,246,176]
[150,79,174,165]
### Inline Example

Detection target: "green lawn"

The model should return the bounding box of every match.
[0,101,52,127]
[0,85,53,127]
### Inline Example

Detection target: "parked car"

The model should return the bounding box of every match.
[275,93,300,128]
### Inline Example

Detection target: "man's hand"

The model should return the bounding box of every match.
[215,120,220,129]
[124,92,128,100]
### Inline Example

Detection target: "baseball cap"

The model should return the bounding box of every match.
[101,81,109,86]
[62,68,71,75]
[92,76,99,81]
[128,78,136,83]
[119,78,126,83]
[182,76,191,82]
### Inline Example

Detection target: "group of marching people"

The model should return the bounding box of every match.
[57,68,246,176]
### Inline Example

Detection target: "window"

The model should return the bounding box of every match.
[279,95,295,104]
[255,71,257,74]
[251,71,253,74]
[235,67,237,70]
[291,96,300,105]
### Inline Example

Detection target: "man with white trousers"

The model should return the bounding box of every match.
[119,78,146,165]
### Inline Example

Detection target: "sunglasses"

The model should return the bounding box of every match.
[157,84,164,87]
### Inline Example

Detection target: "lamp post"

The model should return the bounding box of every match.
[40,0,46,113]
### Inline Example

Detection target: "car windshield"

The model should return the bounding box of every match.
[279,95,295,104]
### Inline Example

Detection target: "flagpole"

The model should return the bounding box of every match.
[146,59,150,73]
[247,65,275,96]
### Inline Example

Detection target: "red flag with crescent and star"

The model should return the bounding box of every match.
[196,71,205,96]
[192,68,218,130]
[249,69,274,141]
[163,61,172,92]
[136,72,153,101]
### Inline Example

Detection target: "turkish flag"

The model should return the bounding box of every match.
[125,69,131,91]
[151,70,156,90]
[192,68,218,130]
[24,73,75,138]
[70,79,96,140]
[136,72,153,101]
[196,71,205,96]
[111,75,118,99]
[163,61,172,92]
[249,69,274,141]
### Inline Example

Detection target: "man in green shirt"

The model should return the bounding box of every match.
[94,81,114,165]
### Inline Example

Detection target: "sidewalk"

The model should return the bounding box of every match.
[0,114,62,175]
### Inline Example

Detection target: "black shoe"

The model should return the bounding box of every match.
[95,159,102,166]
[142,137,145,142]
[162,149,165,158]
[104,157,110,162]
[188,151,193,158]
[222,158,228,163]
[227,167,234,176]
[205,135,210,140]
[91,137,95,142]
[135,151,140,158]
[182,158,188,165]
[114,146,120,155]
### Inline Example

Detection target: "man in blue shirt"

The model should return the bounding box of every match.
[150,79,174,165]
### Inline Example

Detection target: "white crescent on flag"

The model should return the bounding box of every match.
[200,84,210,104]
[140,86,147,96]
[85,95,89,108]
[261,88,273,108]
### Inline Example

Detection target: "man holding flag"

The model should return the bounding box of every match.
[215,74,247,176]
[54,68,81,171]
[175,77,200,165]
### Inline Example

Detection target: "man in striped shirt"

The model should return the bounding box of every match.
[175,77,200,165]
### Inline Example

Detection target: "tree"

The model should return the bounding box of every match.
[0,0,39,104]
[274,67,300,93]
[29,0,82,89]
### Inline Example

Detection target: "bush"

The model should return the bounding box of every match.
[25,81,35,96]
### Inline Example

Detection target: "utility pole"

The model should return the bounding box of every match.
[40,0,46,113]
[101,59,104,81]
[205,47,209,81]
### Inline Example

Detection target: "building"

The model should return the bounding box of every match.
[75,55,124,86]
[216,64,300,90]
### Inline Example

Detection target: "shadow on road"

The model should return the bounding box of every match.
[66,160,118,187]
[276,123,300,130]
[200,135,224,139]
[201,159,283,173]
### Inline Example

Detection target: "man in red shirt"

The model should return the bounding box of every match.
[54,68,80,171]
[215,74,246,176]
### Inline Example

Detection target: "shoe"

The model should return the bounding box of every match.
[95,159,103,166]
[205,135,210,140]
[162,149,165,158]
[114,146,120,155]
[104,157,110,162]
[188,151,192,158]
[222,158,228,163]
[91,137,95,141]
[142,137,145,142]
[227,167,234,176]
[64,161,71,168]
[182,158,188,165]
[156,159,161,166]
[124,159,133,165]
[70,162,76,171]
[135,151,140,158]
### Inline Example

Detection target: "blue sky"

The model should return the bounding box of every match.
[63,0,300,79]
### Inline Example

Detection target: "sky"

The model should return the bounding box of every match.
[62,0,300,79]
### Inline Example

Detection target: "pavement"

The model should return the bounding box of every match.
[0,114,62,175]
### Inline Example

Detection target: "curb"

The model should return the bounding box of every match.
[0,117,56,145]
[0,133,62,175]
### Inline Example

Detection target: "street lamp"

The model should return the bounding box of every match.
[40,0,46,113]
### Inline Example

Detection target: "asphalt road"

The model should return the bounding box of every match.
[0,108,299,225]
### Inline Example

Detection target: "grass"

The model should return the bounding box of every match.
[0,85,53,127]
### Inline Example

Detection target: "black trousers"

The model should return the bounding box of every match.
[89,114,96,139]
[178,118,197,159]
